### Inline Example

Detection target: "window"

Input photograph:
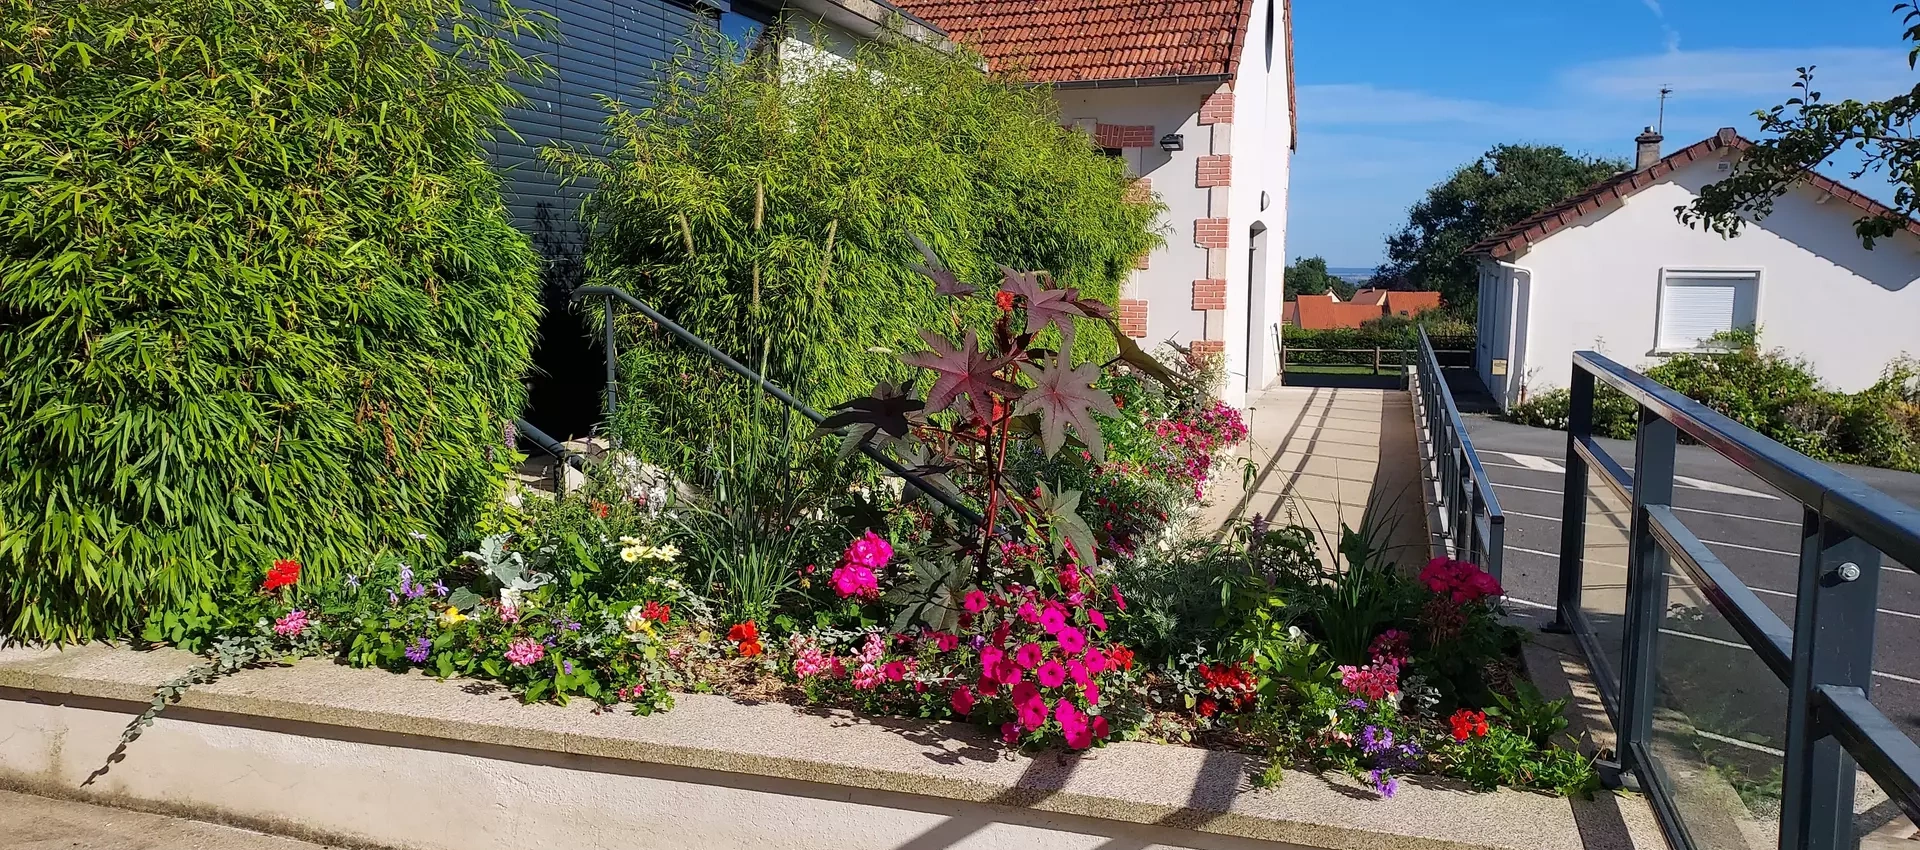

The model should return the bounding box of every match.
[705,1,769,61]
[1656,269,1759,352]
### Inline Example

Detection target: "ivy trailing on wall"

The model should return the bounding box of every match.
[0,0,545,641]
[548,26,1164,458]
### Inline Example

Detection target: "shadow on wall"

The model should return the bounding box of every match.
[1673,168,1920,293]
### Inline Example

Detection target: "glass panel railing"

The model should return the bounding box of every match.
[1649,563,1792,850]
[1580,475,1635,698]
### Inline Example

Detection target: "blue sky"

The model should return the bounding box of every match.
[1289,0,1919,269]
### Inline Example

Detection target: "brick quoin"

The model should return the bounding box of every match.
[1191,279,1226,311]
[1134,253,1150,270]
[1196,155,1232,188]
[1189,339,1226,357]
[1094,124,1155,149]
[1117,299,1149,337]
[1199,91,1235,125]
[1124,178,1152,204]
[1193,218,1229,248]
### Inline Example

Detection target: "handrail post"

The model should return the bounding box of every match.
[1548,366,1594,633]
[1779,514,1882,850]
[1618,403,1675,776]
[602,295,618,419]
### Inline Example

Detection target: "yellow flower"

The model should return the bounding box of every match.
[620,545,647,563]
[439,607,469,626]
[650,544,679,563]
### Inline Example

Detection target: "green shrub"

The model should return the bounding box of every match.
[1281,319,1474,369]
[1507,333,1920,472]
[548,28,1163,460]
[0,0,545,641]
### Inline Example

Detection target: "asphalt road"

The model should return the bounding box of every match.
[1461,415,1920,746]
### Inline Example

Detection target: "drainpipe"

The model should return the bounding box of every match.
[1491,260,1533,409]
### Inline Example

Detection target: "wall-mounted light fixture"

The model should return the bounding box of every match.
[1158,133,1183,152]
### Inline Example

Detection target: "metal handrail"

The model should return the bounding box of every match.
[569,285,987,528]
[1553,349,1920,850]
[1410,327,1505,579]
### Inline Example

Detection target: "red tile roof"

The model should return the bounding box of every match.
[889,0,1265,83]
[1470,127,1920,259]
[1285,290,1441,329]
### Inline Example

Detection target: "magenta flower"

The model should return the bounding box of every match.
[1110,585,1128,612]
[831,564,880,599]
[1084,682,1101,705]
[1056,626,1087,656]
[1012,682,1047,730]
[980,645,1006,682]
[963,590,990,613]
[933,631,961,652]
[1040,605,1068,635]
[845,530,894,570]
[1083,647,1109,674]
[1067,659,1090,686]
[1014,642,1044,670]
[505,639,545,667]
[950,686,975,716]
[1036,660,1068,688]
[1087,609,1108,632]
[273,610,309,637]
[1017,602,1041,625]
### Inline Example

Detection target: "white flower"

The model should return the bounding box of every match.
[650,544,678,563]
[623,605,650,634]
[620,545,646,563]
[500,587,523,609]
[619,536,644,547]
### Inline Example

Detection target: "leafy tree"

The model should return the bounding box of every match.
[1284,256,1356,300]
[0,0,545,641]
[1378,145,1626,309]
[549,29,1162,463]
[1682,5,1920,247]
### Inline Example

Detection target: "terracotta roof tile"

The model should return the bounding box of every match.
[890,0,1263,83]
[1469,128,1920,259]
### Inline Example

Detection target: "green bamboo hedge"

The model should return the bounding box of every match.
[0,0,545,641]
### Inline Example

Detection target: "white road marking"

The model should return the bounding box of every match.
[1502,510,1804,558]
[1675,475,1781,501]
[1695,729,1787,757]
[1501,547,1920,620]
[1495,451,1565,473]
[1487,451,1779,500]
[1492,481,1801,526]
[1512,595,1919,684]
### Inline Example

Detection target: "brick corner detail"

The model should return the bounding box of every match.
[1199,91,1235,125]
[1117,299,1149,338]
[1191,278,1226,311]
[1193,218,1229,249]
[1189,339,1226,357]
[1124,177,1153,204]
[1196,155,1232,188]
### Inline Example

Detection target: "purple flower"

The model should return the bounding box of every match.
[1345,698,1368,709]
[1369,769,1400,799]
[345,574,361,589]
[405,637,430,663]
[1361,725,1394,756]
[564,620,581,632]
[388,590,400,606]
[563,661,574,675]
[970,635,987,650]
[433,581,448,597]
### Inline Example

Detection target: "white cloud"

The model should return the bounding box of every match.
[1565,46,1911,101]
[1640,0,1662,15]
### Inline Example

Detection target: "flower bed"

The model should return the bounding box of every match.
[123,249,1595,800]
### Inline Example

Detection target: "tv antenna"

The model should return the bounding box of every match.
[1657,85,1673,134]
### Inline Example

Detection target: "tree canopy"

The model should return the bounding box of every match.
[1283,256,1356,300]
[1683,5,1920,247]
[1376,145,1626,309]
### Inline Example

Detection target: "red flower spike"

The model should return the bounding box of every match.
[263,559,301,591]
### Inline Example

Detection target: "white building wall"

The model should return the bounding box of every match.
[1483,157,1920,409]
[1051,83,1215,357]
[1048,0,1290,408]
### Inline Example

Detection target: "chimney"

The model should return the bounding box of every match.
[1635,126,1664,170]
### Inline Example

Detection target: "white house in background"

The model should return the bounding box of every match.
[1469,127,1920,411]
[893,0,1297,407]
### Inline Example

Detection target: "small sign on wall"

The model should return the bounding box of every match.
[1491,359,1508,376]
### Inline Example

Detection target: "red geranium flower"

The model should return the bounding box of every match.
[1107,645,1135,671]
[728,621,759,643]
[1449,709,1490,741]
[262,559,301,591]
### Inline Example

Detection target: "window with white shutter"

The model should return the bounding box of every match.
[1657,270,1759,351]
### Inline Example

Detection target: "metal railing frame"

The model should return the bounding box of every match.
[570,285,987,529]
[1552,350,1920,850]
[1410,328,1505,580]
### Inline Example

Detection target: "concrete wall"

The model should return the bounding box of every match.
[1479,156,1920,408]
[1225,0,1292,401]
[0,694,1298,850]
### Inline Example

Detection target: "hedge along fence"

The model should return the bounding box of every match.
[1279,317,1475,370]
[547,26,1165,459]
[0,0,545,641]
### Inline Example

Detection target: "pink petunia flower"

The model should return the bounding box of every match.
[1036,660,1068,688]
[1087,609,1108,632]
[963,590,990,613]
[1056,626,1088,656]
[845,530,894,570]
[950,686,976,716]
[1012,683,1047,730]
[1083,647,1109,674]
[1040,605,1068,635]
[1110,585,1128,612]
[1014,642,1044,670]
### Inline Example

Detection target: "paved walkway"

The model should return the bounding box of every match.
[0,790,340,850]
[1201,385,1431,567]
